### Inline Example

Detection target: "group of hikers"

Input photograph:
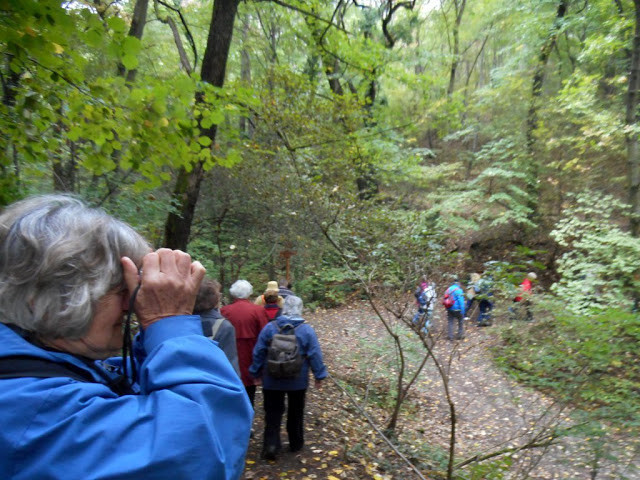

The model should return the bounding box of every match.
[412,271,538,340]
[0,194,325,479]
[202,278,328,461]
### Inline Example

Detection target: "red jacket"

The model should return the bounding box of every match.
[221,299,269,386]
[514,278,533,302]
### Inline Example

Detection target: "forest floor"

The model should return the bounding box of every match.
[241,301,639,480]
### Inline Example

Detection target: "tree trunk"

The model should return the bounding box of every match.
[163,0,240,250]
[627,0,640,237]
[117,0,149,82]
[525,0,568,220]
[447,0,466,96]
[239,15,253,137]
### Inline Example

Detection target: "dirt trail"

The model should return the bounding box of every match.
[242,302,639,479]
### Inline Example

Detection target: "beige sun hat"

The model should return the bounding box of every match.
[265,280,279,292]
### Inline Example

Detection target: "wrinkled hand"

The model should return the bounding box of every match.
[122,248,206,329]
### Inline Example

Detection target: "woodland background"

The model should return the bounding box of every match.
[1,0,639,478]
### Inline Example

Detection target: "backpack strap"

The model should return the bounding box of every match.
[0,355,134,396]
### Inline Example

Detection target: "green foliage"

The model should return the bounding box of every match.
[550,191,640,315]
[457,456,512,480]
[495,306,640,428]
[295,266,358,309]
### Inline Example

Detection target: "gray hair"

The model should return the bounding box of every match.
[0,194,150,339]
[282,295,303,317]
[229,279,252,299]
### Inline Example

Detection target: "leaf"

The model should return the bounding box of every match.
[198,136,212,147]
[122,36,142,56]
[107,17,126,34]
[121,54,138,71]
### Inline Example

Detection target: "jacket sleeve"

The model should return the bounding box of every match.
[249,323,273,378]
[455,287,466,315]
[303,326,328,381]
[8,316,253,480]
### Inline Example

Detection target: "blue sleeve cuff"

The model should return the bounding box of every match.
[142,316,203,353]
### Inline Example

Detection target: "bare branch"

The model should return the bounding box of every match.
[155,0,198,68]
[257,0,349,34]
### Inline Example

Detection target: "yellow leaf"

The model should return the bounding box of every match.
[52,43,64,54]
[328,450,339,456]
[245,460,255,465]
[328,476,340,480]
[159,117,169,127]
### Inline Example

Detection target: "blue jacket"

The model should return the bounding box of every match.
[446,283,466,315]
[0,316,253,480]
[249,315,328,391]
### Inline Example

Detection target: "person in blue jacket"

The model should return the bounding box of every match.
[0,195,253,480]
[444,279,466,340]
[249,295,328,461]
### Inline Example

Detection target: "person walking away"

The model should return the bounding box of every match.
[194,277,241,376]
[255,281,285,309]
[412,281,435,334]
[465,273,482,319]
[249,296,328,461]
[221,280,270,406]
[443,280,466,340]
[512,272,536,321]
[263,292,282,320]
[278,280,294,300]
[0,195,252,479]
[476,274,494,326]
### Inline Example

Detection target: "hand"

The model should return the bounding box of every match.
[314,379,324,390]
[122,248,206,329]
[253,377,263,386]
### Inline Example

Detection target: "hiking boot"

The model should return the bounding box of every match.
[261,445,278,461]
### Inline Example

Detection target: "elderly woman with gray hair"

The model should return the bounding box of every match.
[0,195,252,479]
[249,295,327,461]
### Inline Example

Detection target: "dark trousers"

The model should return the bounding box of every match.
[447,309,464,340]
[263,389,306,452]
[245,384,257,407]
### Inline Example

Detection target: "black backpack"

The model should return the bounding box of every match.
[266,323,304,379]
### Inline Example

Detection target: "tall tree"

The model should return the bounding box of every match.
[163,0,241,250]
[445,0,467,96]
[627,0,640,237]
[117,0,150,83]
[525,0,569,220]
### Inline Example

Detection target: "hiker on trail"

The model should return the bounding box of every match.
[221,279,270,406]
[0,195,252,479]
[263,291,282,320]
[465,273,493,327]
[278,280,295,300]
[194,277,241,376]
[511,272,537,321]
[443,279,466,340]
[255,280,285,308]
[249,295,328,461]
[412,281,436,334]
[465,273,482,313]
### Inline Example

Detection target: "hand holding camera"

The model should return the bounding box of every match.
[122,248,206,329]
